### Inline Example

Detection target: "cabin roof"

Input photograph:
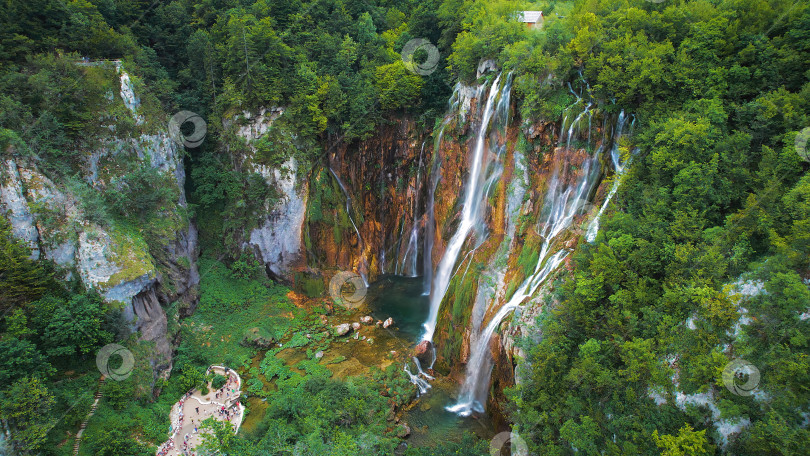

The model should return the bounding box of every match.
[520,11,543,23]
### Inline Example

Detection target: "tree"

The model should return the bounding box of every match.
[0,377,54,453]
[0,218,51,311]
[199,417,239,453]
[652,425,713,456]
[0,338,53,385]
[32,292,112,357]
[84,422,151,456]
[374,60,423,110]
[560,415,601,456]
[4,308,34,339]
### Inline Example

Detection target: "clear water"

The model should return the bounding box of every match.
[242,276,498,447]
[400,378,496,449]
[366,275,430,340]
[367,276,497,448]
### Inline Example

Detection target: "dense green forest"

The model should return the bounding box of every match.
[1,0,809,455]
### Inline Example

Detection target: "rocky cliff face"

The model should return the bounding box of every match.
[229,110,430,289]
[0,62,199,383]
[308,119,427,283]
[226,68,627,419]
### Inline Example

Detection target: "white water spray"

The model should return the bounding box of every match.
[447,101,612,416]
[586,111,630,243]
[422,74,511,342]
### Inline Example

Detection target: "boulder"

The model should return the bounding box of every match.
[476,59,498,78]
[415,340,433,365]
[241,327,275,349]
[360,316,374,325]
[334,323,352,336]
[352,322,362,331]
[396,424,411,438]
[383,317,394,329]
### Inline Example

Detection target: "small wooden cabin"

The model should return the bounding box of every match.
[519,11,544,28]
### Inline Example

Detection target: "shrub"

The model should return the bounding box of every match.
[211,374,227,391]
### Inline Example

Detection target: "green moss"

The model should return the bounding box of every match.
[99,224,155,291]
[181,258,295,367]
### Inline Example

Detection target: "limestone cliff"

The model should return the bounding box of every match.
[0,62,199,383]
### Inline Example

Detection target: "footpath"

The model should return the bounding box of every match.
[156,365,244,456]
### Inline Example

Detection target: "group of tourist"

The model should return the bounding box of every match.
[155,366,242,456]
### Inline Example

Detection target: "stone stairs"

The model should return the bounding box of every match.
[73,376,106,455]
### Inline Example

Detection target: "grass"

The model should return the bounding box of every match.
[179,257,297,368]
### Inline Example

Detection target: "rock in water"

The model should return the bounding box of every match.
[334,323,352,336]
[415,340,433,365]
[383,317,394,329]
[360,316,373,325]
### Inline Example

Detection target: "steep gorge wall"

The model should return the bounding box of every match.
[1,63,199,382]
[231,112,431,289]
[309,119,427,282]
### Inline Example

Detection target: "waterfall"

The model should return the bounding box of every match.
[409,143,425,277]
[447,100,610,417]
[586,111,630,242]
[329,167,368,285]
[446,250,567,416]
[423,130,443,295]
[421,74,512,342]
[402,225,419,277]
[404,358,433,396]
[400,142,425,277]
